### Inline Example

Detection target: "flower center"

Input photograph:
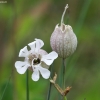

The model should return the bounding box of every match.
[33,58,40,65]
[28,53,41,66]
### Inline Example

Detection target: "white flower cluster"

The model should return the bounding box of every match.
[15,39,58,81]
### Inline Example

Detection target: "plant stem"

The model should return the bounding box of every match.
[26,70,29,100]
[64,96,67,100]
[62,59,67,100]
[62,59,66,89]
[47,82,52,100]
[47,64,53,100]
[58,60,63,100]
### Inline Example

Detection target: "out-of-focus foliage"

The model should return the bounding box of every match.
[0,0,100,100]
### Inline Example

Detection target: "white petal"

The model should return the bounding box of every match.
[28,41,36,51]
[19,46,29,57]
[38,66,50,79]
[31,69,39,81]
[28,39,44,52]
[16,65,29,74]
[15,61,26,69]
[38,49,48,56]
[35,38,44,50]
[15,61,29,74]
[34,39,44,53]
[41,51,58,65]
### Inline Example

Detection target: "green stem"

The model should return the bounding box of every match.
[62,59,67,100]
[47,82,52,100]
[62,59,66,89]
[64,96,67,100]
[47,64,53,100]
[59,63,63,100]
[26,70,29,100]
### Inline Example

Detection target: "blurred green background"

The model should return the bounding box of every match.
[0,0,100,100]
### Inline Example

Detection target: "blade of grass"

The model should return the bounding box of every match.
[75,0,92,34]
[26,70,29,100]
[0,74,11,100]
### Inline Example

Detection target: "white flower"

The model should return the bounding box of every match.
[15,39,58,81]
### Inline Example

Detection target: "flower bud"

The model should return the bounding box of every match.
[50,4,77,59]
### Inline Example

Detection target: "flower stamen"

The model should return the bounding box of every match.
[33,58,40,65]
